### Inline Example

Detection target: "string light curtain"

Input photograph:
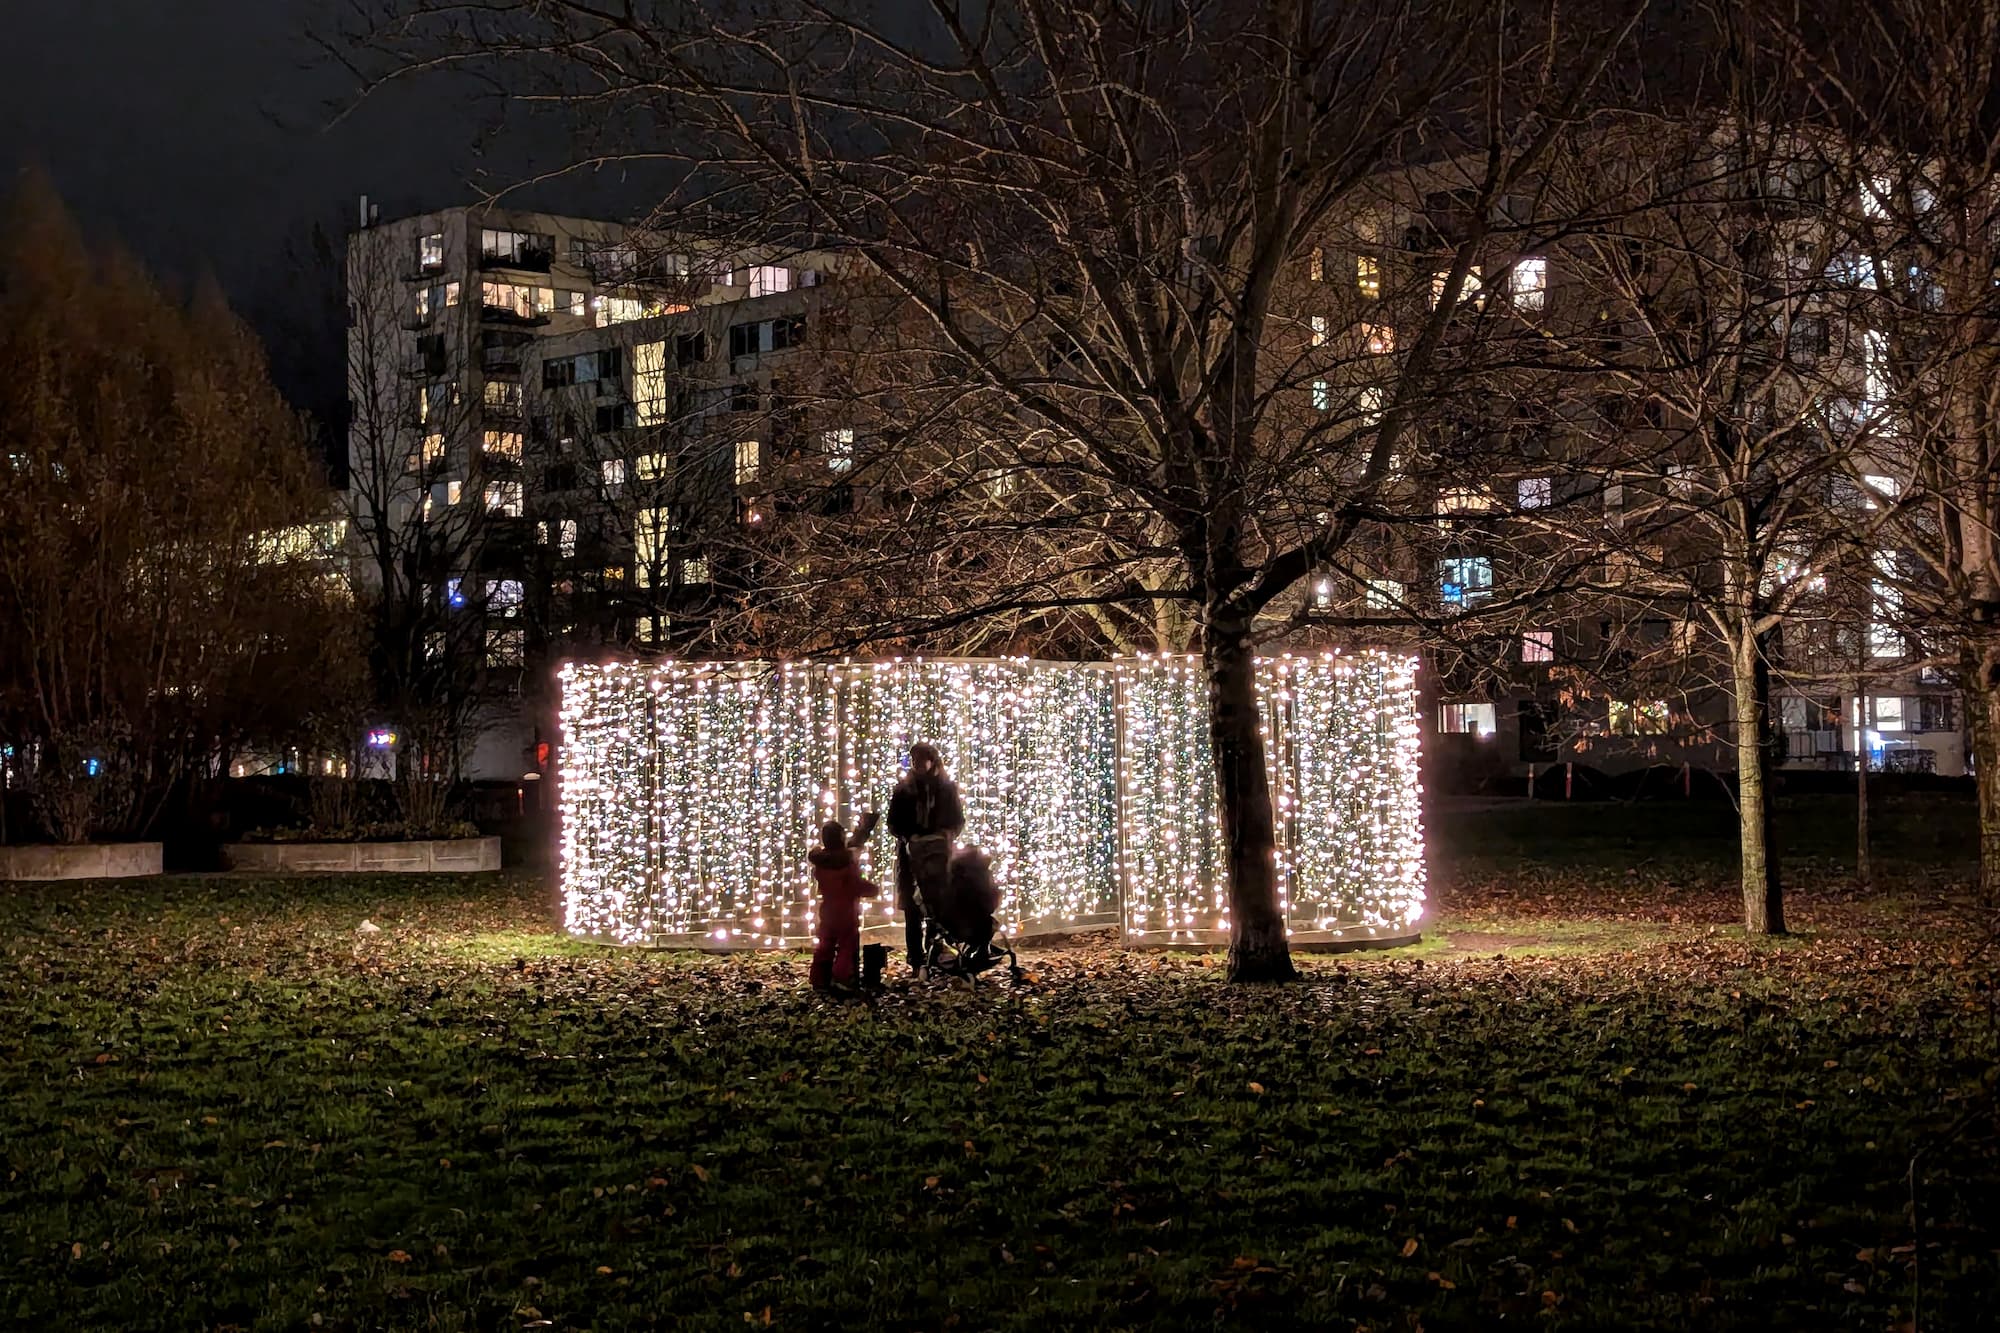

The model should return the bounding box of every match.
[558,652,1423,948]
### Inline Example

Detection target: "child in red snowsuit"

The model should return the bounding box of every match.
[807,813,879,992]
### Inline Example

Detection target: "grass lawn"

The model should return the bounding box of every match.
[1,797,1995,1331]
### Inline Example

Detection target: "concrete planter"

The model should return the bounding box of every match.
[221,836,502,874]
[0,842,163,881]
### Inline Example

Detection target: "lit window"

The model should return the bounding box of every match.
[1363,322,1394,354]
[1665,462,1693,498]
[1609,700,1670,736]
[1311,380,1332,412]
[413,287,432,321]
[484,628,524,667]
[1358,386,1385,426]
[635,452,671,481]
[1511,257,1547,311]
[482,430,522,459]
[1862,474,1898,509]
[1356,256,1381,299]
[1871,552,1903,657]
[683,555,711,585]
[1763,542,1825,596]
[419,232,445,269]
[485,579,523,615]
[596,295,651,327]
[1439,703,1497,736]
[1431,266,1482,310]
[419,433,445,468]
[642,615,671,644]
[1518,477,1550,509]
[1862,174,1893,220]
[634,340,667,426]
[745,265,793,297]
[485,481,523,516]
[823,427,856,473]
[635,507,672,587]
[1438,487,1492,514]
[601,459,626,488]
[1366,578,1404,610]
[480,280,553,319]
[735,439,763,486]
[483,380,521,410]
[1864,329,1891,402]
[1309,315,1329,347]
[1309,246,1326,282]
[1873,695,1904,729]
[559,518,577,558]
[1522,630,1554,662]
[1310,578,1335,610]
[1438,556,1493,608]
[423,479,460,518]
[443,577,467,609]
[443,281,460,307]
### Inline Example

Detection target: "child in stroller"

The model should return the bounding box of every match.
[914,843,1022,983]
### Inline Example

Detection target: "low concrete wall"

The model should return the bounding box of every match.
[0,843,163,881]
[221,837,502,874]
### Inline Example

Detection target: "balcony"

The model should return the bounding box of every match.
[480,302,550,328]
[481,349,523,378]
[401,353,446,379]
[479,243,555,274]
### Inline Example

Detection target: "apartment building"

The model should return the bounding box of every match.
[344,201,839,777]
[1306,144,1970,784]
[346,160,1969,786]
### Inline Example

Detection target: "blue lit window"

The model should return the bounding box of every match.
[1438,556,1493,608]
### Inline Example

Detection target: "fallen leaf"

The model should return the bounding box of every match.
[597,1265,614,1275]
[70,1242,83,1260]
[1247,1081,1266,1095]
[1400,1238,1419,1258]
[690,1164,709,1183]
[386,1249,411,1264]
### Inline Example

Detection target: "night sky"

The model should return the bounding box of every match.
[0,1,643,444]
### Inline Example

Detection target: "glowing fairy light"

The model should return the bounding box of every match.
[558,653,1424,949]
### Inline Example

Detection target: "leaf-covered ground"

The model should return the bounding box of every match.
[2,796,1995,1331]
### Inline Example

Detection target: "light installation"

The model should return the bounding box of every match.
[558,653,1424,949]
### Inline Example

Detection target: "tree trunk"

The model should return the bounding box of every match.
[1733,631,1785,933]
[1206,624,1298,983]
[1965,634,2000,912]
[1855,711,1871,892]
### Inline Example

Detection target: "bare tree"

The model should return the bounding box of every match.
[1774,0,2000,909]
[357,0,1648,978]
[1542,109,1875,932]
[342,219,493,812]
[0,177,358,842]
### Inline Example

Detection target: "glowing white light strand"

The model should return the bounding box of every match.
[558,653,1423,948]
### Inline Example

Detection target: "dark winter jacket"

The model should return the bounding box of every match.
[887,773,965,910]
[807,846,876,911]
[887,774,965,842]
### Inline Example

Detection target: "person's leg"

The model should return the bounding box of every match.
[832,909,860,986]
[810,904,835,989]
[903,902,926,971]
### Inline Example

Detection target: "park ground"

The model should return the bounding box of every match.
[1,794,1995,1331]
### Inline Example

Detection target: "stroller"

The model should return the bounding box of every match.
[905,835,1022,984]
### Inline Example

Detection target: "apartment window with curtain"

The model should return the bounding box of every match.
[633,340,668,426]
[1439,703,1497,736]
[1356,255,1381,299]
[1511,257,1547,311]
